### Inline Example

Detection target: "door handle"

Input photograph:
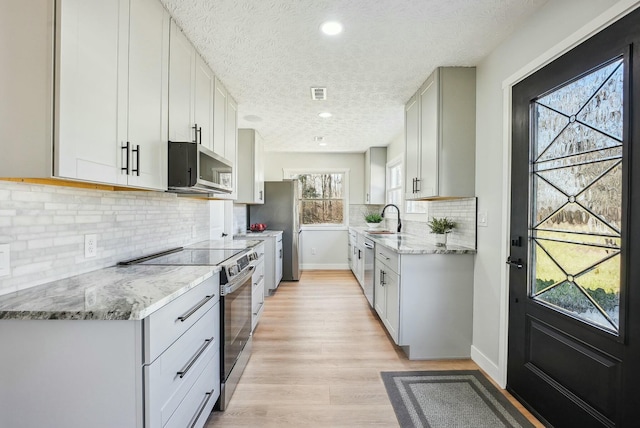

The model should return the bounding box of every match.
[506,257,523,269]
[131,144,140,176]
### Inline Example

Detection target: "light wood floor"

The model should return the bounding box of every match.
[206,270,542,427]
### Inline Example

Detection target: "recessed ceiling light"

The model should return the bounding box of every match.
[320,21,343,36]
[243,115,262,122]
[318,112,332,118]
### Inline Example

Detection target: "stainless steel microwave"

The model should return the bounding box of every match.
[168,141,233,194]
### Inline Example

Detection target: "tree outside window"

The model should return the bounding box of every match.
[297,173,345,225]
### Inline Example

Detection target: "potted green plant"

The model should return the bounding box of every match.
[364,212,384,229]
[428,217,456,246]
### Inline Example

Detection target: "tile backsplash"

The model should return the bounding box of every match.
[0,181,217,296]
[399,197,477,248]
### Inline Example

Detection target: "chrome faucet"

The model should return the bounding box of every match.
[381,204,402,233]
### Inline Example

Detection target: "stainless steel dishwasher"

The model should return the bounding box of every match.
[362,237,375,308]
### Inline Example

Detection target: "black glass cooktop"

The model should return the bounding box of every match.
[119,248,243,266]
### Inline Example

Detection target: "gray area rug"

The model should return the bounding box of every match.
[381,370,534,428]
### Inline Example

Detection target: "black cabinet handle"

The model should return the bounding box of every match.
[131,145,140,176]
[192,123,201,143]
[189,389,215,428]
[121,142,130,174]
[177,294,215,322]
[415,178,421,193]
[381,270,386,286]
[177,337,214,378]
[259,190,263,201]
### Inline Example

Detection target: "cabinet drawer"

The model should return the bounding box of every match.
[144,274,219,363]
[145,303,219,428]
[164,350,220,428]
[376,246,399,274]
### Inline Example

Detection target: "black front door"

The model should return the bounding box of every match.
[507,8,640,427]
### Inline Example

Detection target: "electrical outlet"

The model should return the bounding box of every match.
[478,211,488,227]
[0,244,10,277]
[311,247,317,255]
[84,234,97,258]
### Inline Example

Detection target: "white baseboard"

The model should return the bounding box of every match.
[301,264,349,270]
[471,345,505,388]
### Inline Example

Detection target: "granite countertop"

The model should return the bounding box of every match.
[0,265,220,321]
[234,230,283,238]
[350,227,476,255]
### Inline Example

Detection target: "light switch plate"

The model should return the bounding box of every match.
[0,244,10,277]
[478,211,488,227]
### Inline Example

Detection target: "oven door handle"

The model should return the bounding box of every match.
[221,265,255,296]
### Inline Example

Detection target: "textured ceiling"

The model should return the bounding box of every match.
[159,0,547,152]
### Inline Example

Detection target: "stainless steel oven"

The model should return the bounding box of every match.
[219,262,254,410]
[118,245,257,411]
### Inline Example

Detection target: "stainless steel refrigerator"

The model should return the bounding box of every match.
[248,180,301,280]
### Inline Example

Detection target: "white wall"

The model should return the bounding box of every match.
[263,151,365,269]
[264,152,365,203]
[472,0,636,384]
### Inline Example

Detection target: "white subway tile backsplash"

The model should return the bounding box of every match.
[0,181,213,296]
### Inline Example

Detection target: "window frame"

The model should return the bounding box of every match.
[283,168,350,230]
[385,156,403,218]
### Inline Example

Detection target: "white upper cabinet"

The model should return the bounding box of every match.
[364,147,387,204]
[2,0,168,190]
[213,78,228,159]
[126,0,170,190]
[55,0,130,185]
[194,56,215,151]
[225,96,239,199]
[168,21,197,144]
[404,67,476,200]
[236,129,265,204]
[404,94,420,199]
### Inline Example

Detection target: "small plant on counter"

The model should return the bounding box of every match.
[364,212,383,223]
[428,217,456,234]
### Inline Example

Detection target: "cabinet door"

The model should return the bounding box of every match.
[374,264,386,319]
[194,56,214,151]
[55,0,129,185]
[418,72,439,198]
[384,269,400,343]
[127,0,169,190]
[225,96,238,197]
[254,132,265,203]
[365,149,372,203]
[168,22,195,143]
[404,94,420,199]
[213,78,227,158]
[275,236,283,284]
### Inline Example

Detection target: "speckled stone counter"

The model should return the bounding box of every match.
[234,230,283,238]
[350,227,476,255]
[0,265,220,321]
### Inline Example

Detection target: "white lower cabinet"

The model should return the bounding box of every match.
[0,274,221,428]
[235,232,283,296]
[374,253,400,343]
[251,243,266,332]
[374,246,474,359]
[276,234,283,285]
[145,302,220,428]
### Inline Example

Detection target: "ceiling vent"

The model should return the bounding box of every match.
[311,87,327,101]
[314,136,324,142]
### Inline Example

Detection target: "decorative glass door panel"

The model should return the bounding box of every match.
[530,58,623,333]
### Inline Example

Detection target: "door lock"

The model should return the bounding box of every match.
[506,257,524,269]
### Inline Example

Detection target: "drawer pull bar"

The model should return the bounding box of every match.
[253,302,264,316]
[177,337,214,379]
[189,389,215,428]
[177,295,215,322]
